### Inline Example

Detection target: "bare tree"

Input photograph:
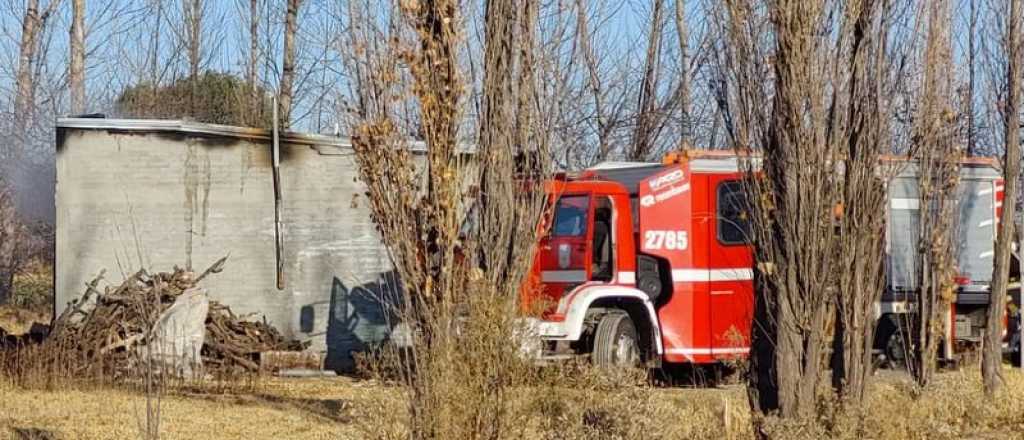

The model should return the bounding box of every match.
[830,0,904,404]
[70,0,86,115]
[720,0,903,424]
[908,0,959,389]
[574,0,616,159]
[983,0,1023,397]
[278,0,302,129]
[630,0,668,160]
[346,0,554,436]
[13,0,62,149]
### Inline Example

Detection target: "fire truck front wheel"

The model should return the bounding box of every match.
[592,311,641,367]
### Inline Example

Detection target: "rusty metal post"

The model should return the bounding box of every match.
[272,96,284,290]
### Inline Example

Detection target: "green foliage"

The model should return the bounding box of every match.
[115,72,273,129]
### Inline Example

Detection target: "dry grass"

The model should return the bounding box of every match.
[0,376,397,440]
[1,367,1021,439]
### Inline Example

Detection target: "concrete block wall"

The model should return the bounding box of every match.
[56,122,408,371]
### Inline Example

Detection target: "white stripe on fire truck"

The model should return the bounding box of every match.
[665,347,750,355]
[671,268,754,282]
[617,271,636,284]
[540,270,587,283]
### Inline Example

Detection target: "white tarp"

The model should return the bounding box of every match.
[142,287,209,377]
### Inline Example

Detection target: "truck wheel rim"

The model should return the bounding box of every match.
[615,333,640,365]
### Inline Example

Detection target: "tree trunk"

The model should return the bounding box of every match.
[279,0,301,130]
[70,0,86,115]
[187,0,202,79]
[983,0,1023,397]
[967,0,977,156]
[15,0,42,143]
[249,0,260,124]
[185,0,203,116]
[630,0,666,160]
[674,0,690,148]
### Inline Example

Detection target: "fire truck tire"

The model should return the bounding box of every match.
[876,316,912,370]
[592,311,641,367]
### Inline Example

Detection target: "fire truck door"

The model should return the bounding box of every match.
[707,176,754,358]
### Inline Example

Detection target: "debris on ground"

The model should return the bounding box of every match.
[46,257,306,375]
[260,350,326,373]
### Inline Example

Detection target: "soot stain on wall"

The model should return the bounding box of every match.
[184,139,212,270]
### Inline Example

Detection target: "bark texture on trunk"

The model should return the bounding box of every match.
[967,0,977,156]
[185,0,203,116]
[279,0,302,130]
[248,0,260,123]
[70,0,86,115]
[674,0,690,147]
[984,0,1023,397]
[15,0,43,137]
[187,0,202,79]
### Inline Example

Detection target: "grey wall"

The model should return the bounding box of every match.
[56,125,409,371]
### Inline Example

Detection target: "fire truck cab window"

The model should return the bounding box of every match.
[592,197,614,281]
[717,181,751,245]
[552,195,589,237]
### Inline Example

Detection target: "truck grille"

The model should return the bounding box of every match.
[956,315,974,339]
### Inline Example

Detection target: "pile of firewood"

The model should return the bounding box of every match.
[48,257,304,375]
[202,301,305,372]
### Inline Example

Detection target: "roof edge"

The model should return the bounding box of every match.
[57,117,360,148]
[56,118,440,154]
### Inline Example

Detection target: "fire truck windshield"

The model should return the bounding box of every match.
[551,195,589,237]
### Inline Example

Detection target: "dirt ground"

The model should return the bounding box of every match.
[1,368,1022,440]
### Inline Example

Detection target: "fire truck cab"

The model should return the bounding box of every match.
[522,154,753,367]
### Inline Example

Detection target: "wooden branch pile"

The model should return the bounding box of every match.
[48,257,304,375]
[202,301,304,373]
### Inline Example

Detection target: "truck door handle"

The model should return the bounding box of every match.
[711,290,734,296]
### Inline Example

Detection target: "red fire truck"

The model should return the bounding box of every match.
[521,151,754,367]
[520,151,1017,368]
